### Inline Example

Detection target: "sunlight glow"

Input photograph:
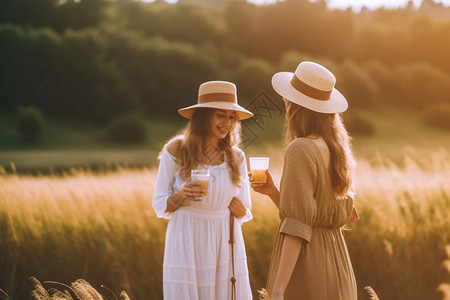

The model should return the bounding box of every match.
[247,0,450,12]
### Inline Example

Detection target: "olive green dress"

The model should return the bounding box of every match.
[266,138,357,300]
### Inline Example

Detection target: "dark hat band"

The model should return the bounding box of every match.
[290,75,332,101]
[198,93,236,104]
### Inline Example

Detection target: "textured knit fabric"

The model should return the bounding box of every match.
[152,146,253,300]
[266,138,357,300]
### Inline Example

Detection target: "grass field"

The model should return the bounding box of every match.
[1,109,450,299]
[1,149,450,299]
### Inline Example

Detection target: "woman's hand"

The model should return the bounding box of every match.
[248,170,276,195]
[166,182,203,213]
[178,182,204,203]
[248,170,280,208]
[228,197,246,218]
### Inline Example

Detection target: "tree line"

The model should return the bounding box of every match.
[1,0,450,124]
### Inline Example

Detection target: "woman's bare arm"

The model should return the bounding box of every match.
[271,234,303,300]
[249,170,280,208]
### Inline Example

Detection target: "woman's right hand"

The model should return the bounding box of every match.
[166,182,203,212]
[248,170,280,208]
[248,170,277,196]
[177,182,204,203]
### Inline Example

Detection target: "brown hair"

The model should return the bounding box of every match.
[284,100,356,197]
[166,108,242,187]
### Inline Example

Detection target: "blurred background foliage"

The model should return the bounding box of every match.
[1,0,450,127]
[2,1,450,299]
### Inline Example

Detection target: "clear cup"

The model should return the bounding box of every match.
[180,169,210,207]
[249,157,269,184]
[191,169,210,197]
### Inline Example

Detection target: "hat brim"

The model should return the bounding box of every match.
[272,72,348,113]
[178,102,254,120]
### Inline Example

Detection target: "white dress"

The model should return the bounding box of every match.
[152,146,253,300]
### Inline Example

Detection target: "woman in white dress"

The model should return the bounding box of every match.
[152,81,254,300]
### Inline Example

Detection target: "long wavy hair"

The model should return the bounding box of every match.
[166,108,242,187]
[284,100,356,197]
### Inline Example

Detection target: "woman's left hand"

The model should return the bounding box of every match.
[228,197,246,218]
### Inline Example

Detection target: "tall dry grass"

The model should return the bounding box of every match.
[347,149,450,299]
[0,166,166,299]
[0,150,449,299]
[439,246,450,300]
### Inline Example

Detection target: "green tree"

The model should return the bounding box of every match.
[335,61,377,109]
[108,112,148,144]
[116,1,224,46]
[17,106,45,142]
[0,0,107,31]
[395,63,450,109]
[235,58,273,102]
[0,0,57,28]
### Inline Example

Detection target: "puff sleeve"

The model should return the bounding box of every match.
[278,139,318,243]
[152,147,177,219]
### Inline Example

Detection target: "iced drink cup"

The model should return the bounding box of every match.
[191,169,210,196]
[249,157,269,184]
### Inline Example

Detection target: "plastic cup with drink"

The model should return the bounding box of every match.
[191,168,210,197]
[181,168,210,207]
[249,157,269,183]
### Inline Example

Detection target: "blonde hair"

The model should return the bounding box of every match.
[284,100,356,197]
[165,108,242,187]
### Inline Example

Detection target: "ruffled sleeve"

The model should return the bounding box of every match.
[234,148,253,225]
[152,146,177,219]
[278,139,318,243]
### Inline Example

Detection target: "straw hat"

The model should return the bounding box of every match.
[178,81,254,120]
[272,61,348,113]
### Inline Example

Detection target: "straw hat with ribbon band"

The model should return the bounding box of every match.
[178,81,254,120]
[272,61,348,113]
